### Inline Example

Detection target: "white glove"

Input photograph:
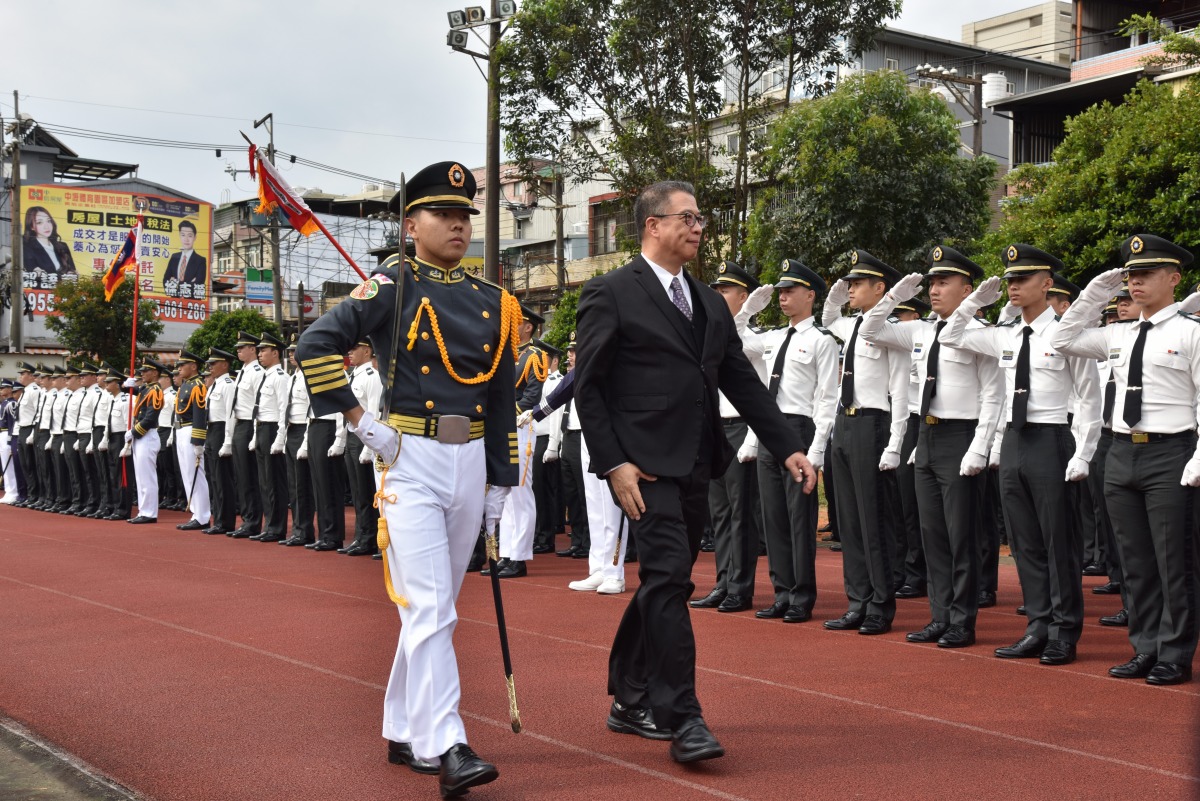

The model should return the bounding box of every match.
[886,272,924,303]
[124,430,133,444]
[483,485,510,531]
[270,440,285,456]
[806,447,824,472]
[219,442,232,458]
[516,409,534,428]
[959,451,987,477]
[988,448,1001,470]
[826,278,850,309]
[1080,268,1126,306]
[99,438,109,452]
[25,433,34,446]
[358,446,372,464]
[122,377,139,389]
[44,440,52,452]
[999,301,1020,323]
[878,449,900,471]
[1065,457,1089,482]
[542,447,558,463]
[907,448,917,466]
[73,440,80,452]
[1182,457,1200,487]
[166,430,175,447]
[297,443,308,460]
[961,276,1003,316]
[85,442,94,455]
[193,445,204,460]
[743,284,775,317]
[248,436,256,452]
[1179,291,1200,315]
[327,442,345,458]
[119,443,131,458]
[737,439,758,463]
[349,411,400,466]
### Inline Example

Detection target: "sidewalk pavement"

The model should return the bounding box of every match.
[0,718,140,801]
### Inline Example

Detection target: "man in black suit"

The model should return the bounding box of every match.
[162,221,207,298]
[575,180,816,764]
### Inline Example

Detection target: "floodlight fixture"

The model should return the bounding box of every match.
[465,6,486,23]
[448,9,467,28]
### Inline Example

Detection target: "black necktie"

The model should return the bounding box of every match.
[840,317,863,409]
[1102,368,1116,428]
[920,320,947,416]
[768,326,796,399]
[1123,320,1153,428]
[1011,326,1033,429]
[285,374,296,425]
[230,369,244,422]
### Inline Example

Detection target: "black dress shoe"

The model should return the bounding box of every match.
[755,600,789,620]
[995,634,1048,658]
[373,553,383,560]
[258,534,285,543]
[978,591,997,608]
[481,557,509,576]
[1100,608,1129,627]
[894,583,926,599]
[1082,562,1106,577]
[1109,653,1156,679]
[532,543,554,554]
[1039,639,1076,665]
[858,615,891,635]
[1092,581,1121,595]
[823,611,865,630]
[1145,662,1191,686]
[606,700,673,741]
[105,514,126,521]
[690,588,727,609]
[669,717,725,763]
[344,543,376,556]
[439,743,498,799]
[279,537,310,546]
[176,519,206,531]
[699,538,715,553]
[128,516,157,524]
[496,560,527,578]
[202,527,227,535]
[783,605,812,623]
[386,740,439,775]
[624,550,638,563]
[829,543,842,552]
[312,541,341,551]
[906,621,949,643]
[229,529,257,539]
[248,533,268,541]
[1015,605,1027,615]
[571,548,589,558]
[936,624,975,648]
[718,595,753,613]
[556,546,581,558]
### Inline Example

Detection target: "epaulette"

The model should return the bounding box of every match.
[471,274,505,293]
[749,324,767,334]
[1177,311,1200,323]
[251,363,263,371]
[977,318,995,327]
[998,318,1020,327]
[814,324,836,338]
[365,367,375,375]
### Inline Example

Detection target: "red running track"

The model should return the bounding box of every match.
[1,504,1198,801]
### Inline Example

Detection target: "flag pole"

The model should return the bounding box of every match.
[122,208,144,490]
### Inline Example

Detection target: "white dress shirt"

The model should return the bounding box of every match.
[741,317,839,448]
[822,305,911,454]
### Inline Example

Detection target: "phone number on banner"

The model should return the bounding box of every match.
[151,298,208,323]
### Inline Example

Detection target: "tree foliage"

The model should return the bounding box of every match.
[1121,14,1200,69]
[978,79,1200,289]
[47,277,164,366]
[185,307,281,358]
[745,70,995,285]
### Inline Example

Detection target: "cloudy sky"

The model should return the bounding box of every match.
[6,1,1046,206]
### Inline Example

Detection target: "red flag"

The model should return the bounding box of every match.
[249,144,319,237]
[103,214,143,301]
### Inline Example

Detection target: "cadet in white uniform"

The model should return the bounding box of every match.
[253,332,290,542]
[198,349,237,534]
[222,331,266,538]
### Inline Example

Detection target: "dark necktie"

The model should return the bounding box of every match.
[230,369,244,423]
[839,318,863,409]
[669,277,693,321]
[768,326,796,399]
[285,374,296,425]
[920,320,947,416]
[1102,368,1116,428]
[1123,320,1153,428]
[1011,326,1033,429]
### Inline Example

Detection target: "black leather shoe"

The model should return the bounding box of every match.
[995,634,1048,659]
[1039,639,1076,665]
[1145,662,1191,686]
[755,600,789,620]
[1092,581,1121,595]
[1015,605,1027,615]
[104,514,126,521]
[481,557,509,576]
[718,595,753,613]
[532,543,554,554]
[128,516,157,524]
[312,541,341,551]
[936,625,975,648]
[699,538,715,553]
[571,548,589,558]
[1082,562,1106,577]
[438,743,498,799]
[373,553,383,560]
[279,537,310,546]
[496,560,527,578]
[1109,653,1156,679]
[823,611,865,631]
[203,527,228,536]
[1100,608,1129,627]
[229,528,256,539]
[894,584,926,599]
[624,550,638,563]
[176,519,205,531]
[256,534,284,543]
[858,615,891,635]
[906,621,948,643]
[783,605,812,623]
[669,717,725,763]
[689,587,727,609]
[386,740,439,775]
[556,546,581,558]
[606,700,673,741]
[829,543,842,552]
[977,591,997,608]
[344,543,376,556]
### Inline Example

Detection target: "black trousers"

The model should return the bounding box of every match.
[34,429,53,505]
[1000,424,1083,644]
[255,422,289,537]
[533,433,562,548]
[1105,433,1199,664]
[757,416,815,609]
[307,420,345,546]
[77,431,99,510]
[205,422,237,530]
[286,423,315,541]
[915,420,983,630]
[52,435,71,506]
[561,429,589,550]
[157,428,180,504]
[344,433,378,547]
[979,467,1004,596]
[61,431,83,508]
[92,427,111,515]
[895,414,926,589]
[1089,432,1128,603]
[107,431,132,518]
[609,464,711,731]
[19,426,39,502]
[232,419,261,533]
[708,419,761,600]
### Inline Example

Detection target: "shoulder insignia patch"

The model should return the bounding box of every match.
[999,318,1020,327]
[351,278,380,301]
[814,325,836,337]
[1178,311,1200,323]
[365,368,375,375]
[373,274,395,285]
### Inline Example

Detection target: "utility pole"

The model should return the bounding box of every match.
[915,66,985,159]
[554,166,565,293]
[255,113,283,329]
[8,90,23,353]
[484,0,501,285]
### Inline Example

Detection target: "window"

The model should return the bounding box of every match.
[590,201,633,256]
[886,58,900,72]
[1006,81,1016,95]
[727,133,740,154]
[216,252,233,274]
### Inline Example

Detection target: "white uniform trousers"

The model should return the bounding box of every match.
[0,435,17,502]
[498,419,536,561]
[175,425,210,525]
[132,431,161,518]
[379,435,486,763]
[582,433,627,582]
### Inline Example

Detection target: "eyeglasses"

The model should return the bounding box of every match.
[651,211,708,229]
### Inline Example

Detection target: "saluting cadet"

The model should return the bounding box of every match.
[295,160,518,796]
[47,367,72,513]
[891,296,933,600]
[125,360,166,524]
[90,367,116,519]
[221,331,266,538]
[156,371,180,511]
[32,366,56,510]
[303,364,347,553]
[61,365,86,515]
[103,370,133,520]
[553,334,590,560]
[342,338,382,556]
[252,331,290,543]
[173,350,210,531]
[279,338,316,547]
[939,245,1100,665]
[199,349,237,535]
[820,251,910,635]
[531,342,564,555]
[1052,235,1200,685]
[76,364,102,516]
[15,363,42,507]
[858,248,1005,647]
[0,382,21,503]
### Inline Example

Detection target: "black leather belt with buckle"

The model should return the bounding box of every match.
[1110,430,1195,445]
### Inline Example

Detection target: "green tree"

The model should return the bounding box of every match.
[1121,14,1200,69]
[978,79,1200,290]
[542,287,579,357]
[47,277,164,366]
[745,69,996,285]
[185,307,281,358]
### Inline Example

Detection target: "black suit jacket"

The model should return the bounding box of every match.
[163,251,207,285]
[575,255,804,479]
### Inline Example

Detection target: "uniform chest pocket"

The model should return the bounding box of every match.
[789,348,814,365]
[1148,350,1189,371]
[858,343,882,360]
[1034,354,1066,371]
[941,347,973,365]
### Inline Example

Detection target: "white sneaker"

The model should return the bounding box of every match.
[596,579,626,595]
[568,573,606,592]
